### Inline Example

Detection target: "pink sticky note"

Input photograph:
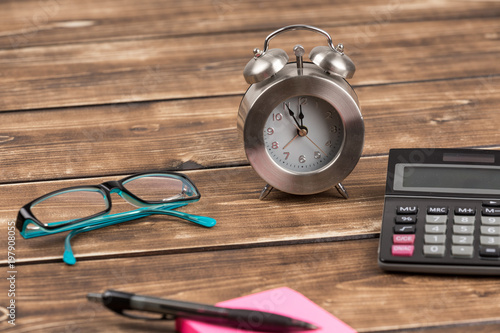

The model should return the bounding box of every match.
[176,287,356,333]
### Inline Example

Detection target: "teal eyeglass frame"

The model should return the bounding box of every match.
[16,172,216,265]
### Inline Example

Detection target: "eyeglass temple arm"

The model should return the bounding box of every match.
[62,206,216,265]
[23,201,216,238]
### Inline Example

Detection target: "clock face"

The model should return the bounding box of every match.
[263,95,344,173]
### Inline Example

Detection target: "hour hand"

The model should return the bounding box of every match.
[298,104,304,127]
[285,103,301,129]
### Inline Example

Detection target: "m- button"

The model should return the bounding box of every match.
[483,208,500,216]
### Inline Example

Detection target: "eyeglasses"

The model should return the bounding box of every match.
[16,172,216,265]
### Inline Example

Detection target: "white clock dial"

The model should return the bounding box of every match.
[263,95,344,173]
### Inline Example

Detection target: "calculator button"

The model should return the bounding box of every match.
[423,245,445,257]
[452,246,474,258]
[394,225,416,234]
[483,200,500,207]
[425,234,446,244]
[452,235,474,245]
[392,245,414,257]
[397,206,418,214]
[480,236,500,246]
[479,246,500,258]
[481,216,500,225]
[481,226,500,236]
[453,225,474,235]
[454,207,476,215]
[425,224,446,234]
[453,216,475,225]
[395,215,417,224]
[426,215,447,224]
[393,234,415,245]
[427,206,448,214]
[482,208,500,216]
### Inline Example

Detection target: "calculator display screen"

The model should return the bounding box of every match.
[394,164,500,195]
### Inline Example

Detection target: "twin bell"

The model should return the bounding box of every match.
[242,24,356,85]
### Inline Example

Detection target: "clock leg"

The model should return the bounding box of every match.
[335,183,349,199]
[259,184,274,200]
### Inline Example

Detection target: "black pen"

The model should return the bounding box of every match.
[87,290,319,332]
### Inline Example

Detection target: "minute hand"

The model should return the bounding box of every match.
[285,104,302,129]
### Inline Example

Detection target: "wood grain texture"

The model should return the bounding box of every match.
[0,76,499,183]
[1,0,500,331]
[0,17,499,111]
[0,155,386,264]
[1,0,499,49]
[1,239,500,332]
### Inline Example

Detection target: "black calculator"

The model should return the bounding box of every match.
[378,148,500,275]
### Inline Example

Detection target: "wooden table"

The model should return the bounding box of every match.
[1,1,500,332]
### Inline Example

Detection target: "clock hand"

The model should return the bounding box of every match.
[285,103,302,130]
[283,134,299,150]
[285,103,308,137]
[298,103,304,128]
[305,135,327,156]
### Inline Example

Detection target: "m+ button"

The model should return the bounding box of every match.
[454,207,476,215]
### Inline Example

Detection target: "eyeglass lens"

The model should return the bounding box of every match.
[31,188,108,227]
[122,174,198,203]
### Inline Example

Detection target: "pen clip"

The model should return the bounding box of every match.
[107,306,176,321]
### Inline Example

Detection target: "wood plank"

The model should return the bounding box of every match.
[0,17,500,111]
[0,155,387,264]
[1,0,499,49]
[2,239,500,332]
[395,324,500,333]
[0,76,498,183]
[0,96,246,183]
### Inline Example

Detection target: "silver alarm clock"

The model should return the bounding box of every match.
[237,25,364,199]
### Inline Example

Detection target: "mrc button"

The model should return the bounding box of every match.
[427,206,448,214]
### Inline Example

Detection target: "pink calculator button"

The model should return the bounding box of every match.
[393,234,416,245]
[392,245,414,257]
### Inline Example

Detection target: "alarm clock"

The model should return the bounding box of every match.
[237,25,364,199]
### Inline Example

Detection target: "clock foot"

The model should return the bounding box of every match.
[259,184,274,200]
[335,183,349,199]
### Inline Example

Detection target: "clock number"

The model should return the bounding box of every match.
[272,142,279,149]
[298,97,307,106]
[273,112,283,121]
[325,111,332,119]
[314,151,321,159]
[299,155,306,163]
[330,125,338,133]
[266,127,274,135]
[325,140,332,147]
[283,152,290,160]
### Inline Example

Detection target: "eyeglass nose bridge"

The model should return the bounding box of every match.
[101,181,124,193]
[100,180,150,207]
